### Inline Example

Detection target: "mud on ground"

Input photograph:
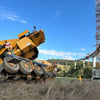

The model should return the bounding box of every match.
[0,79,100,100]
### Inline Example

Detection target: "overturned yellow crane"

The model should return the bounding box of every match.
[0,28,57,81]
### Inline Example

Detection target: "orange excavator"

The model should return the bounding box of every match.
[0,27,57,81]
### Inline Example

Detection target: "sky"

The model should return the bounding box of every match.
[0,0,96,60]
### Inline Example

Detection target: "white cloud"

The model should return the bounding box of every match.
[80,48,86,51]
[0,9,27,24]
[39,49,86,60]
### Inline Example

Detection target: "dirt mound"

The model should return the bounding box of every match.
[0,80,100,100]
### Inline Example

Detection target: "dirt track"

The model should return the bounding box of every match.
[0,79,100,100]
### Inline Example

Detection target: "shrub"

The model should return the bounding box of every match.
[83,67,92,78]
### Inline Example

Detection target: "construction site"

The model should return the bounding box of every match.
[0,0,100,100]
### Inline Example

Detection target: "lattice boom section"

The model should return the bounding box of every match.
[96,0,100,45]
[96,0,100,68]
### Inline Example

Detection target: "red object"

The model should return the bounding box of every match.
[5,42,12,48]
[53,62,56,66]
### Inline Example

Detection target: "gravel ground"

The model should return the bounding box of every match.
[0,79,100,100]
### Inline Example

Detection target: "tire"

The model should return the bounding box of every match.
[49,72,57,78]
[3,56,19,74]
[33,64,44,76]
[41,66,57,78]
[0,63,4,72]
[19,60,32,75]
[41,66,50,76]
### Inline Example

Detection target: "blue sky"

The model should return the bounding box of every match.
[0,0,96,60]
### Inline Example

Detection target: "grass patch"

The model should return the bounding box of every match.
[55,77,78,83]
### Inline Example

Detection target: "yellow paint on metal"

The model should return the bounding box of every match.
[0,39,19,47]
[0,48,7,55]
[48,65,57,72]
[13,49,22,56]
[28,30,45,46]
[17,37,36,51]
[0,58,3,64]
[18,30,29,38]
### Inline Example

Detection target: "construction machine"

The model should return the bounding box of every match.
[0,28,57,82]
